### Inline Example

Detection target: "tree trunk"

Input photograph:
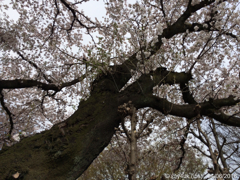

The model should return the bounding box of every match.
[129,107,137,180]
[0,88,122,180]
[1,65,240,179]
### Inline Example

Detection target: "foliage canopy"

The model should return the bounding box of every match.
[0,0,240,179]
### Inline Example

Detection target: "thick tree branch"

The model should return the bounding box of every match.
[150,67,193,86]
[0,89,14,137]
[126,91,240,126]
[0,75,86,91]
[122,70,240,125]
[116,0,220,87]
[206,111,240,128]
[180,82,197,104]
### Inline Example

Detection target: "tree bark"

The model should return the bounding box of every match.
[129,106,137,180]
[0,86,122,180]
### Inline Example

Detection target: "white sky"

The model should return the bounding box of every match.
[79,0,106,19]
[0,0,107,25]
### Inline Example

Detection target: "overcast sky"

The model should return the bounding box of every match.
[1,0,107,19]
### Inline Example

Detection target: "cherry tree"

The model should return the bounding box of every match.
[190,117,240,179]
[0,0,240,179]
[79,104,207,180]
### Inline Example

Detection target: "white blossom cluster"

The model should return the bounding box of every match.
[0,0,239,153]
